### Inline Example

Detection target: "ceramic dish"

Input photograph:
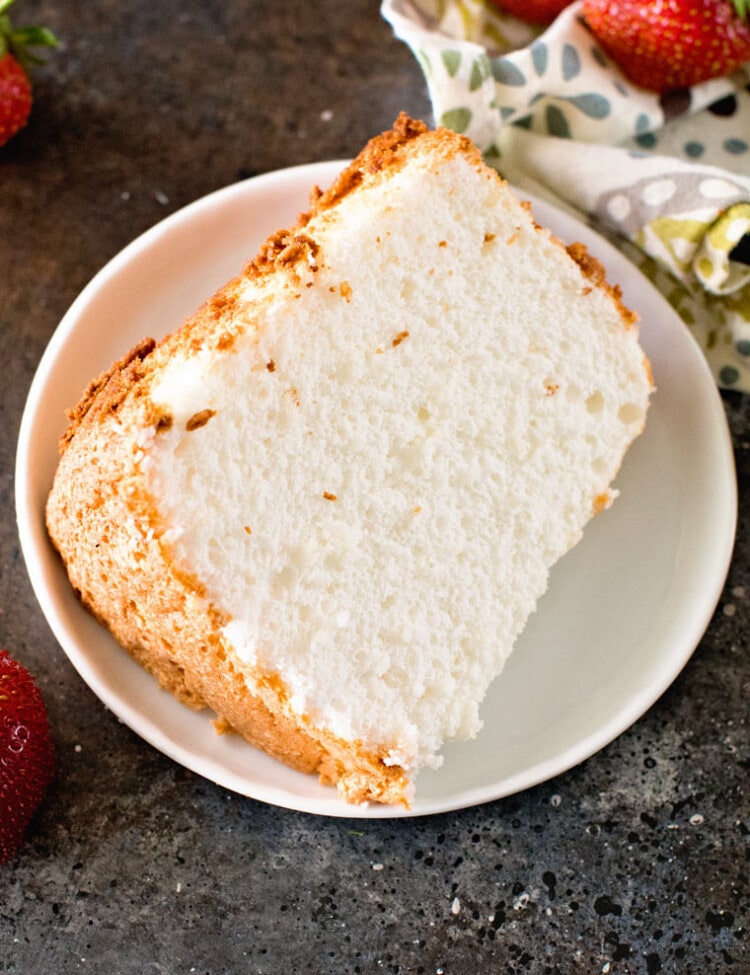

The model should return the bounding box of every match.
[16,161,737,818]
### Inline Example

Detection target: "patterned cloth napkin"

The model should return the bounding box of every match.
[382,0,750,392]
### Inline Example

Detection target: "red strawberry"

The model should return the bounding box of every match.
[0,0,57,148]
[582,0,750,94]
[0,50,30,145]
[489,0,574,25]
[0,650,55,864]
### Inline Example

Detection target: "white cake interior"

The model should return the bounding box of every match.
[144,153,650,772]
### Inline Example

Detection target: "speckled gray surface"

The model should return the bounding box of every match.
[1,2,748,973]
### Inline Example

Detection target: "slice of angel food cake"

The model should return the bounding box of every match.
[46,115,652,807]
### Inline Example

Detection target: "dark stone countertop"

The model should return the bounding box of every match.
[1,2,748,973]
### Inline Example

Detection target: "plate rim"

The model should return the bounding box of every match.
[15,160,738,819]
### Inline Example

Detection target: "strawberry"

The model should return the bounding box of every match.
[488,0,574,25]
[0,650,55,864]
[582,0,750,94]
[0,49,29,145]
[0,0,57,148]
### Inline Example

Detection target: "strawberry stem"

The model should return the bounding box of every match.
[732,0,750,19]
[0,0,57,68]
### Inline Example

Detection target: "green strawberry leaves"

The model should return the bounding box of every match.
[0,0,57,68]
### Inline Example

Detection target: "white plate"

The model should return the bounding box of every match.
[16,161,737,819]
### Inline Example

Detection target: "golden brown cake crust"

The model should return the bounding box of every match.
[60,338,157,449]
